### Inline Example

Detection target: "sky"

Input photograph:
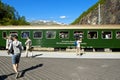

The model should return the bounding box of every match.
[3,0,98,24]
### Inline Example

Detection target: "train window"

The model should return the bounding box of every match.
[2,32,7,38]
[33,31,42,39]
[59,31,69,39]
[116,31,120,39]
[102,31,112,39]
[88,31,98,39]
[10,32,18,37]
[21,31,30,38]
[46,31,56,39]
[74,31,83,39]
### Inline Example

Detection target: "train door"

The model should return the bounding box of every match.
[0,31,7,49]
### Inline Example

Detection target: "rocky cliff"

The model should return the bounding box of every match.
[72,0,120,25]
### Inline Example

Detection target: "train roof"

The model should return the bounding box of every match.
[0,25,120,30]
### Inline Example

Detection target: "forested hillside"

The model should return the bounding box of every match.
[0,0,29,25]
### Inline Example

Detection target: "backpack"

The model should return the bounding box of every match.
[74,41,77,46]
[13,41,23,54]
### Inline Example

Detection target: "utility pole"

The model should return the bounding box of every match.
[98,3,101,25]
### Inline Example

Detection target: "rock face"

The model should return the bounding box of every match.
[78,0,120,25]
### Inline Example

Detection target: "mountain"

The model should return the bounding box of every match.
[71,0,120,25]
[30,20,67,25]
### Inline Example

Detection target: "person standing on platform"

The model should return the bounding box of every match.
[25,37,32,57]
[7,36,13,55]
[8,35,23,79]
[5,35,13,50]
[76,38,83,56]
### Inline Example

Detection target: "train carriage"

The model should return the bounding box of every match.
[0,25,120,51]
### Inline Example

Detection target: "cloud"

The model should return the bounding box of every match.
[59,16,67,19]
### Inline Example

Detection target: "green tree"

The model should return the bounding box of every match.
[0,0,30,25]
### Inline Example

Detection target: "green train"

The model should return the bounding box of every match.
[0,25,120,51]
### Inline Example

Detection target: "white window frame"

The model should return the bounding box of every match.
[10,31,18,36]
[87,31,98,39]
[21,31,30,39]
[73,31,84,39]
[46,31,56,39]
[101,31,112,39]
[33,31,43,39]
[116,31,120,39]
[59,31,69,39]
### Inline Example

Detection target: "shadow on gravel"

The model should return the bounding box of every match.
[32,54,43,58]
[0,73,15,80]
[20,64,43,78]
